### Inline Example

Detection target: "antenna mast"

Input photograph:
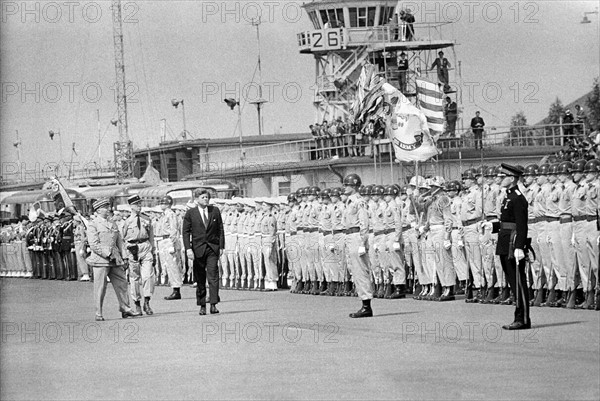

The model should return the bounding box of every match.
[112,0,133,181]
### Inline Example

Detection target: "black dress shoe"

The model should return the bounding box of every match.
[349,307,373,318]
[95,315,105,321]
[502,321,531,330]
[438,294,455,302]
[210,305,219,314]
[199,306,207,315]
[164,291,181,300]
[122,309,142,318]
[143,300,154,315]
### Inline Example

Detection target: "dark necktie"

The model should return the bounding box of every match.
[201,209,207,226]
[137,215,141,230]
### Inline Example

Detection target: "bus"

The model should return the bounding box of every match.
[137,180,238,207]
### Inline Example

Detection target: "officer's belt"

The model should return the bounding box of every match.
[500,222,517,230]
[128,238,149,244]
[573,215,588,222]
[332,229,345,235]
[462,218,479,227]
[346,227,360,234]
[289,231,297,236]
[587,215,598,222]
[304,228,318,233]
[383,228,395,235]
[374,229,386,236]
[368,229,374,234]
[485,215,498,221]
[559,215,573,224]
[157,235,170,240]
[401,224,412,231]
[543,216,560,222]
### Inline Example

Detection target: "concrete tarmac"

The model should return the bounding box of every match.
[1,279,599,400]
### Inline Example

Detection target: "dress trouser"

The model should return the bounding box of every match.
[128,242,155,302]
[157,238,183,289]
[193,246,220,306]
[584,220,599,290]
[403,228,429,284]
[536,221,553,288]
[426,225,456,287]
[547,220,567,291]
[463,225,483,288]
[93,263,131,317]
[386,232,406,285]
[500,255,530,324]
[262,237,278,289]
[572,220,591,291]
[285,234,301,283]
[345,232,373,300]
[527,222,544,289]
[450,229,468,282]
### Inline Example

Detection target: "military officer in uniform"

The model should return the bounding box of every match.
[261,198,279,291]
[460,168,484,302]
[122,195,156,315]
[86,198,140,321]
[157,196,184,301]
[343,174,374,318]
[286,193,302,293]
[383,185,406,299]
[485,164,531,330]
[446,180,469,292]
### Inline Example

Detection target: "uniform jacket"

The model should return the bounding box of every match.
[85,216,125,266]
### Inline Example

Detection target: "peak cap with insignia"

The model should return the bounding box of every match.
[500,163,524,177]
[127,194,142,205]
[92,198,111,211]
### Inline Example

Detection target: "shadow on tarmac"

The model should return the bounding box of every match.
[533,320,586,329]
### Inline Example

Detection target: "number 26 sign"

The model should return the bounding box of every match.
[310,28,346,51]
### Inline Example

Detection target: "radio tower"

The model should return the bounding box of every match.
[112,0,133,181]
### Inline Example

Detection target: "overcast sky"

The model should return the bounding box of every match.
[1,0,598,171]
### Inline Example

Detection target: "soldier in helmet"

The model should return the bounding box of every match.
[285,193,302,292]
[250,199,264,290]
[543,163,568,307]
[369,185,388,298]
[534,164,554,306]
[122,195,156,315]
[425,177,455,301]
[343,173,374,317]
[483,164,531,330]
[329,188,348,296]
[480,166,503,304]
[460,168,484,302]
[237,199,251,290]
[260,198,279,291]
[305,186,323,294]
[382,185,406,298]
[582,160,600,310]
[555,161,579,308]
[571,160,594,308]
[522,164,546,306]
[296,188,310,293]
[318,189,335,295]
[156,195,184,301]
[445,180,468,292]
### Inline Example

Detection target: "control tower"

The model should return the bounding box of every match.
[297,0,458,121]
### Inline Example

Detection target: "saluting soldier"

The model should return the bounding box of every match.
[156,196,184,301]
[86,198,140,321]
[59,214,76,280]
[243,200,257,290]
[484,164,531,330]
[122,195,155,315]
[343,174,374,318]
[225,199,241,289]
[534,164,555,306]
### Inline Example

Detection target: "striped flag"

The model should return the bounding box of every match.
[416,78,445,141]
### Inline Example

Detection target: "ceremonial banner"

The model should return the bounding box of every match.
[415,78,445,140]
[50,177,89,228]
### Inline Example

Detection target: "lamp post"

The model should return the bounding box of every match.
[581,8,598,23]
[171,99,187,139]
[224,98,243,160]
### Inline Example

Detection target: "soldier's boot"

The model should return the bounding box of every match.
[338,281,348,296]
[473,287,485,303]
[352,282,358,297]
[406,278,414,294]
[541,288,556,307]
[389,284,406,299]
[493,287,507,304]
[413,283,422,298]
[143,297,154,315]
[376,283,386,299]
[383,283,394,299]
[429,282,442,301]
[554,290,567,308]
[594,290,600,311]
[500,291,515,306]
[438,286,455,302]
[164,287,181,300]
[481,287,495,304]
[319,281,329,296]
[415,284,427,300]
[326,282,337,296]
[349,299,373,318]
[528,287,535,304]
[455,281,466,295]
[464,285,475,303]
[576,291,591,309]
[309,281,319,295]
[533,288,546,307]
[134,301,143,316]
[372,283,380,298]
[565,290,577,309]
[301,281,310,294]
[344,281,353,296]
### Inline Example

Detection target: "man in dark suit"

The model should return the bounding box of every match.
[183,188,225,315]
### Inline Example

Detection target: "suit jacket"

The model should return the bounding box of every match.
[183,205,225,257]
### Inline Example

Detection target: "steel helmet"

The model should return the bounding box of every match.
[583,159,600,173]
[537,164,551,175]
[523,164,539,176]
[343,173,362,187]
[475,166,486,177]
[549,163,561,175]
[484,166,497,177]
[557,161,573,174]
[358,185,367,196]
[159,196,173,206]
[399,185,408,195]
[287,193,297,203]
[308,186,321,196]
[320,188,331,199]
[429,176,446,188]
[445,180,462,192]
[295,188,304,197]
[571,159,587,173]
[409,175,425,187]
[461,168,477,180]
[329,188,342,198]
[383,185,399,196]
[372,185,386,196]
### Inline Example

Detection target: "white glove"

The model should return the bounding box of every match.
[393,242,401,251]
[168,246,175,254]
[418,226,425,235]
[186,249,195,260]
[482,221,493,231]
[514,248,525,261]
[410,222,417,229]
[358,246,366,256]
[457,239,464,248]
[443,240,452,250]
[79,249,85,256]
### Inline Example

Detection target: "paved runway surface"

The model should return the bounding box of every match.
[1,278,599,400]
